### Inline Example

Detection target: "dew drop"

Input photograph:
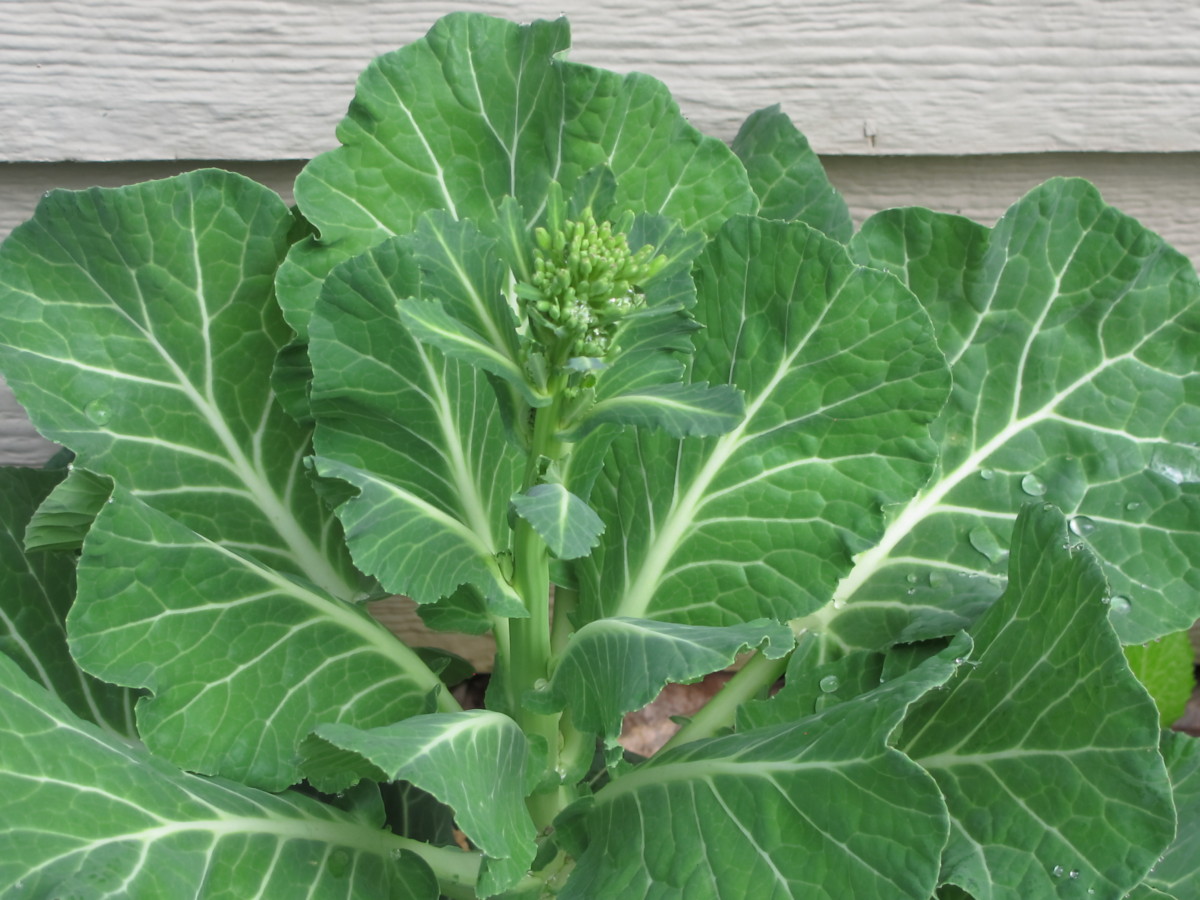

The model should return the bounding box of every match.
[533,678,549,692]
[84,400,112,426]
[928,570,946,589]
[1069,869,1080,879]
[979,468,995,480]
[1125,501,1141,511]
[1108,595,1132,614]
[818,675,840,693]
[1069,515,1096,537]
[1020,474,1047,496]
[832,598,846,610]
[1051,865,1065,878]
[968,526,1006,564]
[906,573,918,585]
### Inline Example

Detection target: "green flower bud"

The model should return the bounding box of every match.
[519,206,666,363]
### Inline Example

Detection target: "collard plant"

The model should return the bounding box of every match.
[1,12,1198,899]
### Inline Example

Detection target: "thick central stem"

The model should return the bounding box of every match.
[507,388,568,831]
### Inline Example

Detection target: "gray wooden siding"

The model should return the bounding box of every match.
[5,0,1200,160]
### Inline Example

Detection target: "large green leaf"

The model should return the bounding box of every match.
[558,635,968,899]
[308,237,524,617]
[21,465,111,553]
[276,12,756,353]
[901,504,1174,899]
[731,105,853,241]
[561,381,745,441]
[0,467,135,737]
[68,486,452,790]
[1141,731,1200,898]
[0,169,363,603]
[0,652,442,900]
[837,178,1200,648]
[300,711,537,897]
[578,215,950,626]
[526,617,793,747]
[390,212,548,413]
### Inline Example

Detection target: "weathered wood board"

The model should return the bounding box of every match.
[3,0,1200,160]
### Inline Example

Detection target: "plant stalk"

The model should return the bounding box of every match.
[657,650,789,754]
[507,386,569,830]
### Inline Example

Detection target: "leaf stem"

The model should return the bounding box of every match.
[657,650,789,753]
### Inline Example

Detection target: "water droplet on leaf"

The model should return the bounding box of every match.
[1020,474,1047,496]
[905,573,918,585]
[1125,501,1141,511]
[1052,865,1065,878]
[968,526,1006,564]
[1108,595,1132,614]
[1069,869,1080,879]
[84,400,112,426]
[979,468,994,480]
[818,675,840,693]
[1069,515,1096,537]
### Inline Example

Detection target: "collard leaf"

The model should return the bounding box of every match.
[21,465,111,553]
[0,169,364,603]
[0,467,135,737]
[68,486,452,790]
[901,504,1174,900]
[393,296,547,408]
[0,652,440,900]
[526,617,794,746]
[838,178,1200,648]
[731,105,853,241]
[308,238,524,617]
[735,636,888,731]
[392,212,547,411]
[510,483,604,560]
[579,215,950,626]
[562,381,745,441]
[559,635,968,899]
[313,455,523,620]
[1142,730,1200,898]
[301,711,537,897]
[276,12,755,351]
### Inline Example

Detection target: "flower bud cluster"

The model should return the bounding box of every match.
[523,209,665,360]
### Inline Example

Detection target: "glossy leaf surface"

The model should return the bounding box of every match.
[69,487,448,790]
[301,711,537,897]
[0,467,135,737]
[902,505,1174,899]
[579,215,950,626]
[838,179,1200,648]
[0,652,440,900]
[559,637,967,899]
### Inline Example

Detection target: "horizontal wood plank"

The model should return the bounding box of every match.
[2,0,1199,160]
